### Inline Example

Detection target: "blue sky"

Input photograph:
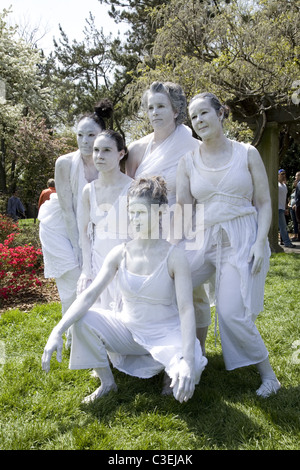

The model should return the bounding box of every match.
[2,0,128,53]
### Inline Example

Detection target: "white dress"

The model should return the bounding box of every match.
[86,180,131,308]
[69,244,207,386]
[179,140,271,369]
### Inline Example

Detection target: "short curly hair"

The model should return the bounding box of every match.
[141,81,187,126]
[127,176,169,206]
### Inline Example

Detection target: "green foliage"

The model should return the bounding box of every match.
[0,252,299,450]
[127,0,300,143]
[44,13,120,128]
[5,112,76,205]
[0,9,77,196]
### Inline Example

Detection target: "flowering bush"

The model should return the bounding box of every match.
[0,214,19,243]
[0,217,43,300]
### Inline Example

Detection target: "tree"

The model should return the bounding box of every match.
[97,0,168,134]
[0,8,52,193]
[43,13,121,128]
[5,112,76,215]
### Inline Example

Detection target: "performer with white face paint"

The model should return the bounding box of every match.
[126,82,212,357]
[39,100,113,321]
[42,176,207,404]
[176,92,281,398]
[77,130,132,308]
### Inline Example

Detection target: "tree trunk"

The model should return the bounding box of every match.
[257,122,283,253]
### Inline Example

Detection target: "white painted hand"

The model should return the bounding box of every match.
[170,359,195,403]
[42,329,63,373]
[248,241,264,275]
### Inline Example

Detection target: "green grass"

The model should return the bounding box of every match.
[0,253,299,450]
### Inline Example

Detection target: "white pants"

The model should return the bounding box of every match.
[55,267,81,315]
[69,309,149,370]
[190,244,268,370]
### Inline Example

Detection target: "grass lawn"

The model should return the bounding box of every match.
[0,252,299,451]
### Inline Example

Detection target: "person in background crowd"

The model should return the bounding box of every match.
[288,175,299,242]
[278,169,295,248]
[7,191,25,221]
[292,171,300,237]
[38,179,56,210]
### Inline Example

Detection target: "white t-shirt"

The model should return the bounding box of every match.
[278,182,287,210]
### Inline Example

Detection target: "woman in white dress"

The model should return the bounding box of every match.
[126,81,211,354]
[77,130,132,308]
[42,176,207,404]
[175,92,281,398]
[39,100,113,316]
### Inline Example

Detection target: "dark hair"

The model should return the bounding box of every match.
[95,129,128,172]
[95,129,128,155]
[189,92,230,122]
[142,81,187,126]
[127,176,169,206]
[78,98,114,129]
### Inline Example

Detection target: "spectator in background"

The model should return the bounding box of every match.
[38,179,56,210]
[7,191,25,221]
[278,169,295,248]
[293,171,300,237]
[289,175,299,242]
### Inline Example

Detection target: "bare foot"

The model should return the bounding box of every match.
[82,383,117,403]
[256,379,281,398]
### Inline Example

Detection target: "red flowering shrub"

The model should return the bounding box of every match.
[0,214,19,243]
[0,218,43,300]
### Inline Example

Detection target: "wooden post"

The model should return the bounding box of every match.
[257,122,282,252]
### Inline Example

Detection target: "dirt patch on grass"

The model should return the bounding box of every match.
[0,276,60,314]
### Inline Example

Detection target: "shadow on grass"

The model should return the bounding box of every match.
[76,353,299,450]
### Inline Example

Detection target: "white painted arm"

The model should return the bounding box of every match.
[42,245,122,372]
[55,156,81,265]
[247,145,272,275]
[168,247,196,403]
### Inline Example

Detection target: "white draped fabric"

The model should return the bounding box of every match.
[135,125,199,206]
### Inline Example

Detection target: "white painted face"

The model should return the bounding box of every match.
[93,135,125,173]
[77,118,103,157]
[189,97,223,140]
[128,197,161,239]
[147,92,177,131]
